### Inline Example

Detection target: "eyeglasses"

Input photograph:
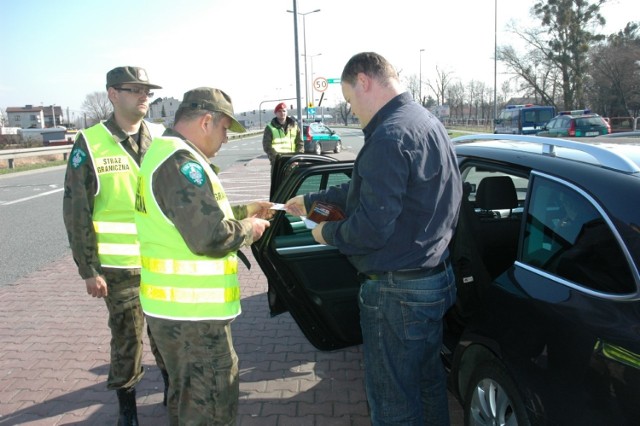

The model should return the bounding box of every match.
[115,87,154,97]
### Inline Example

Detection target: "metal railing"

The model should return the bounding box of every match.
[0,145,73,169]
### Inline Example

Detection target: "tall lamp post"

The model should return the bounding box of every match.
[287,7,320,119]
[419,48,425,105]
[307,52,322,108]
[493,0,498,122]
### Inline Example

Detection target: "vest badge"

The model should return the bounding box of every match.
[180,161,206,187]
[70,147,87,169]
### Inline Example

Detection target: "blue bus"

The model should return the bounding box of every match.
[494,104,556,135]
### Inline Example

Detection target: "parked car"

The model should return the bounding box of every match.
[606,116,639,133]
[302,122,342,155]
[494,104,556,135]
[537,109,610,137]
[251,134,640,425]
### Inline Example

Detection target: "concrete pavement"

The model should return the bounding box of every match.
[0,156,463,425]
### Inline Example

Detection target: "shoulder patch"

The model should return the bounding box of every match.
[70,147,87,169]
[180,162,206,187]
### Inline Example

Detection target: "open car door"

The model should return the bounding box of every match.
[252,154,361,350]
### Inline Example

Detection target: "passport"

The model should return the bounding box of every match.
[306,201,346,223]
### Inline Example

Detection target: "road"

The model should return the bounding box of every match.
[0,127,364,286]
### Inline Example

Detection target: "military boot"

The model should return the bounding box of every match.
[161,369,170,406]
[116,387,139,426]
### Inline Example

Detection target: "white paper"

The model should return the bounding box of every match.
[270,203,287,211]
[301,216,317,230]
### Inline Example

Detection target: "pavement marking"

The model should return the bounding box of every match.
[1,187,64,206]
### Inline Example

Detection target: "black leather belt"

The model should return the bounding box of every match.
[359,260,449,282]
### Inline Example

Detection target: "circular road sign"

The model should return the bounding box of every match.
[313,77,328,92]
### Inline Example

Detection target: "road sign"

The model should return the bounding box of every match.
[307,107,316,115]
[327,78,341,84]
[313,77,328,92]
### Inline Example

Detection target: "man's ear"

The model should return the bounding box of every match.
[199,113,211,133]
[357,72,371,91]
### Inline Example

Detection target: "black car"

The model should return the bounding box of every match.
[251,134,640,425]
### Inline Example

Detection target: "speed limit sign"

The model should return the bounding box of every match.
[313,77,328,92]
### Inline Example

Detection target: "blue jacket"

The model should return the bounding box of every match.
[305,92,461,274]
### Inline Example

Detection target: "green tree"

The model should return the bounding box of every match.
[532,0,606,109]
[588,22,640,116]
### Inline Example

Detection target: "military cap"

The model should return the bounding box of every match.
[106,66,162,89]
[274,102,287,113]
[178,87,246,133]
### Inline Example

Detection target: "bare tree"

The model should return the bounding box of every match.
[427,66,454,106]
[403,74,421,104]
[335,101,352,126]
[82,91,112,127]
[0,108,8,127]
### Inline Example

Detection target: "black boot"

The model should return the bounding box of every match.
[161,370,169,406]
[116,387,139,426]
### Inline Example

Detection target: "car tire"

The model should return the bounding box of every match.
[464,360,531,426]
[334,140,342,153]
[314,142,322,155]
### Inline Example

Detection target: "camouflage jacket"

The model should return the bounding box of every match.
[149,128,253,257]
[62,115,156,279]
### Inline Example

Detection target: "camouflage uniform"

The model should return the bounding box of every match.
[142,128,255,425]
[62,115,166,391]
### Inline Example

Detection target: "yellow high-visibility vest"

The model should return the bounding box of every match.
[268,122,298,153]
[135,136,240,320]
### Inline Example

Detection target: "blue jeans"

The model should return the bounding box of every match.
[358,264,456,426]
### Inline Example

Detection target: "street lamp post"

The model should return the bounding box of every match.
[308,52,322,107]
[419,49,425,105]
[493,0,498,122]
[287,7,320,120]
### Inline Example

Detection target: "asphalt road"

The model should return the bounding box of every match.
[0,127,364,286]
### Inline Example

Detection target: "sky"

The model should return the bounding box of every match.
[0,0,636,119]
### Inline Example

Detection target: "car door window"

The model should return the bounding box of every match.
[521,176,635,294]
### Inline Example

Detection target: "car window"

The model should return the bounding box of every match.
[576,117,605,127]
[461,165,528,212]
[521,176,635,294]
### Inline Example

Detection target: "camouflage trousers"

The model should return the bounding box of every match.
[103,270,166,390]
[146,316,239,426]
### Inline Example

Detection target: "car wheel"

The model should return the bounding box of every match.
[334,140,342,153]
[464,360,531,426]
[314,142,322,155]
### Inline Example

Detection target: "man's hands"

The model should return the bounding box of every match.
[85,275,108,298]
[245,217,271,242]
[284,195,306,216]
[247,201,275,220]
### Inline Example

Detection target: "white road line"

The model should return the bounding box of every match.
[2,187,64,206]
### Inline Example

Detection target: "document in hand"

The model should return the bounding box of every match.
[306,201,346,223]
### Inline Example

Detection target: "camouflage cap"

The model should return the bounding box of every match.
[178,87,246,133]
[106,66,162,89]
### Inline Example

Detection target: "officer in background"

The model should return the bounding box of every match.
[62,66,168,425]
[134,87,272,425]
[262,101,303,163]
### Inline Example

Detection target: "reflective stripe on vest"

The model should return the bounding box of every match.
[268,123,298,153]
[136,136,240,321]
[83,123,141,269]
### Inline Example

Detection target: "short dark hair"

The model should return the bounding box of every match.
[341,52,398,86]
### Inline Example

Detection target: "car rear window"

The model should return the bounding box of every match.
[576,117,605,127]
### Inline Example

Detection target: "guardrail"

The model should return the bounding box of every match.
[0,145,73,169]
[0,130,266,170]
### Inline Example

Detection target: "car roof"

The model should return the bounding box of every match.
[453,134,640,173]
